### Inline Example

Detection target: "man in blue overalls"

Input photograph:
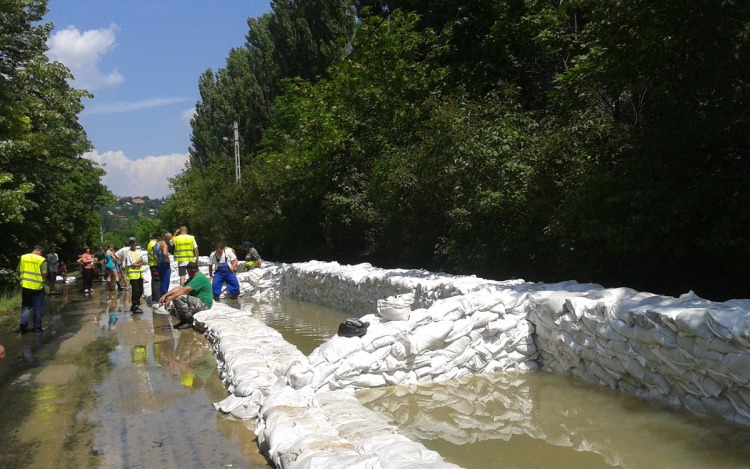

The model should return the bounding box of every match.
[209,242,240,300]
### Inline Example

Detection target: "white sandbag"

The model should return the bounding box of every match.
[407,321,454,355]
[319,336,363,363]
[377,292,414,321]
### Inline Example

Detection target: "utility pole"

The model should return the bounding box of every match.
[100,225,104,243]
[233,121,241,184]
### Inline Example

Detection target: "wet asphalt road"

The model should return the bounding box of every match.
[0,278,270,469]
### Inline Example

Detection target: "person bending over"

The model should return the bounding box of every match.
[209,242,239,300]
[159,261,213,330]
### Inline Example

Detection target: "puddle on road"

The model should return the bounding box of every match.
[0,283,271,469]
[356,371,750,469]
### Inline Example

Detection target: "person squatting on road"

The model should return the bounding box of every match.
[159,261,213,330]
[209,242,240,300]
[242,241,262,270]
[123,237,145,314]
[171,226,198,285]
[154,232,172,298]
[18,245,47,333]
[147,233,163,306]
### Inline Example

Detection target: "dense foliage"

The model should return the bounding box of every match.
[166,0,750,299]
[0,0,112,276]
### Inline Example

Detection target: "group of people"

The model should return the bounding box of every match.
[156,228,262,330]
[15,227,262,334]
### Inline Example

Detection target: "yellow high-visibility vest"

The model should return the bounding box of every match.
[173,234,195,262]
[125,250,143,280]
[147,239,158,266]
[19,253,45,290]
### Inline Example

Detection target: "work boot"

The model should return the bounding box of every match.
[19,324,28,334]
[175,320,192,330]
[32,328,44,333]
[230,293,239,300]
[213,294,220,301]
[132,307,144,314]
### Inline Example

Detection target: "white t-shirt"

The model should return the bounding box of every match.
[209,249,237,269]
[169,237,198,266]
[121,248,143,268]
[115,247,129,263]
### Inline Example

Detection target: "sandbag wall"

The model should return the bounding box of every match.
[194,304,464,469]
[309,290,539,391]
[256,387,462,469]
[281,261,527,315]
[529,287,750,426]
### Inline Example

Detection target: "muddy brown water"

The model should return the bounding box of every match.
[3,281,750,469]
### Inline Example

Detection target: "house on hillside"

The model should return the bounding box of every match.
[108,211,114,216]
[133,198,145,204]
[118,215,127,219]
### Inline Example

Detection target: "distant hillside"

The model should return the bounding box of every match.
[98,196,166,247]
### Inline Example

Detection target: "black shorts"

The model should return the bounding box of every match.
[178,265,187,277]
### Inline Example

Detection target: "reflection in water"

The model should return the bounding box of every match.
[1,282,271,469]
[238,296,351,355]
[357,371,750,469]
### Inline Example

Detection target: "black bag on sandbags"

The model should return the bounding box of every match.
[338,318,370,338]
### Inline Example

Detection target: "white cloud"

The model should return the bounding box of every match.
[180,107,196,125]
[84,150,189,198]
[82,97,191,116]
[47,24,123,91]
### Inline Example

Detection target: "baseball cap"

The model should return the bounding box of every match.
[153,231,162,237]
[34,245,45,253]
[186,261,199,270]
[243,241,253,248]
[128,237,137,243]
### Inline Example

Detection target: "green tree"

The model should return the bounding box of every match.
[0,0,113,266]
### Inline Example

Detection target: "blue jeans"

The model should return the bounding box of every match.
[212,266,240,295]
[21,287,45,331]
[157,262,171,297]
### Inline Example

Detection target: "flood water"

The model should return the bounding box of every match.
[356,371,750,469]
[0,282,270,469]
[4,281,750,469]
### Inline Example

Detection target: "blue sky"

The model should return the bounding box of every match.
[44,0,272,197]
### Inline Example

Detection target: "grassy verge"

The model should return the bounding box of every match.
[0,289,22,330]
[0,289,22,315]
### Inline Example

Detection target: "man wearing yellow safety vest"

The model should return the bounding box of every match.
[146,232,163,307]
[123,237,145,314]
[242,241,263,271]
[242,242,262,270]
[171,226,198,285]
[17,245,48,334]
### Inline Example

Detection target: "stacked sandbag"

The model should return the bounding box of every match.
[256,385,463,469]
[309,289,538,391]
[529,286,750,425]
[193,304,314,420]
[281,261,527,316]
